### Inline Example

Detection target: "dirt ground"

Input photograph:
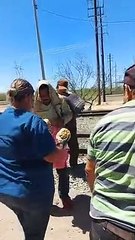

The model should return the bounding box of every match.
[46,191,91,240]
[0,95,123,239]
[0,191,91,240]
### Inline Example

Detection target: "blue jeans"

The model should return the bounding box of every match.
[56,168,69,199]
[0,194,53,240]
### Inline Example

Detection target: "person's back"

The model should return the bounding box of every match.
[0,107,54,201]
[0,78,65,240]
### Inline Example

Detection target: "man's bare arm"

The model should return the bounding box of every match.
[85,159,96,193]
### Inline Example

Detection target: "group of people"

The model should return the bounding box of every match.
[0,64,135,240]
[34,79,79,209]
[0,77,80,239]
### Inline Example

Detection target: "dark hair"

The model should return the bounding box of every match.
[8,78,34,102]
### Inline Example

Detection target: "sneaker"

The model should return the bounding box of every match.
[61,197,73,209]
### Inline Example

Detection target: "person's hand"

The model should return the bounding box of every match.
[56,128,71,148]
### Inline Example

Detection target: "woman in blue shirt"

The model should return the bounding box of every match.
[0,78,63,240]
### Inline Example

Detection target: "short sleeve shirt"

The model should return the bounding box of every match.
[87,101,135,230]
[0,107,56,201]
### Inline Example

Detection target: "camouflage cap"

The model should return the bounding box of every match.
[57,79,68,90]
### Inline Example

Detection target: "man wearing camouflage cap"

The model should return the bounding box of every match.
[86,65,135,240]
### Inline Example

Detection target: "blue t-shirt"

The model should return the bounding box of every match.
[0,107,56,203]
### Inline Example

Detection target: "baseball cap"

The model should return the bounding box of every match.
[124,64,135,88]
[8,78,34,98]
[57,79,68,90]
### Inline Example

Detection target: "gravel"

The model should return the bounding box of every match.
[53,156,90,197]
[53,115,103,197]
[77,115,102,149]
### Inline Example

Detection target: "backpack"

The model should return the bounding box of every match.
[64,94,85,114]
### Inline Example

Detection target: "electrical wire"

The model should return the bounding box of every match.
[104,20,135,24]
[41,9,88,22]
[41,8,135,25]
[45,42,91,55]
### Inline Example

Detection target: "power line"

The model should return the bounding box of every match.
[99,7,106,102]
[46,42,91,55]
[87,0,102,105]
[93,0,101,105]
[41,8,135,25]
[109,53,112,94]
[104,20,135,24]
[41,9,88,22]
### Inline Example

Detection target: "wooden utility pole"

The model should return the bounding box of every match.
[32,0,46,79]
[99,7,106,102]
[109,53,112,94]
[93,0,101,105]
[114,62,117,88]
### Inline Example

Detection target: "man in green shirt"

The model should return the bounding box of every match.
[85,65,135,240]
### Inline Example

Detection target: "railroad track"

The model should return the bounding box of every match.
[78,109,111,117]
[0,104,112,154]
[77,109,112,154]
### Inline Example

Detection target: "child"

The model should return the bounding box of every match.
[44,119,73,209]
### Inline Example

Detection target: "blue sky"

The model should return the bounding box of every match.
[0,0,135,91]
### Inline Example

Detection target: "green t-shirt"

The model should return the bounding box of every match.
[88,100,135,231]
